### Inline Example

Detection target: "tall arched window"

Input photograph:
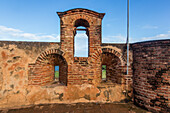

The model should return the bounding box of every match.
[74,19,89,57]
[74,26,88,57]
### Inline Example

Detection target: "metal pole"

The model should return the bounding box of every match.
[127,0,129,75]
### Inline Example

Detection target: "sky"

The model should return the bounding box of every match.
[55,66,59,71]
[0,0,170,56]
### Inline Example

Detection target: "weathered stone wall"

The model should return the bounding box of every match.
[0,41,61,108]
[0,40,128,109]
[0,41,61,88]
[1,38,169,112]
[132,39,170,112]
[1,8,169,112]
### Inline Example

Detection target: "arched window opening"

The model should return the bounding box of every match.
[74,26,89,57]
[74,19,89,57]
[54,66,59,81]
[102,65,106,80]
[44,54,68,85]
[102,52,122,84]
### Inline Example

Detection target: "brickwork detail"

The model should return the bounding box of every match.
[0,8,169,112]
[28,49,67,85]
[35,49,64,64]
[102,52,122,83]
[100,47,133,93]
[132,40,170,112]
[101,46,126,65]
[57,8,105,85]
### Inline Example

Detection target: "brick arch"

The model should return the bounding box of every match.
[72,17,91,57]
[71,15,93,26]
[28,49,68,85]
[74,19,90,27]
[100,46,127,84]
[90,46,126,66]
[60,14,93,27]
[35,49,65,64]
[101,46,126,66]
[57,8,105,26]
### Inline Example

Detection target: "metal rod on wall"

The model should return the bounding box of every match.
[126,0,129,75]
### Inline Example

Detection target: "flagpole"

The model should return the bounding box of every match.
[127,0,129,75]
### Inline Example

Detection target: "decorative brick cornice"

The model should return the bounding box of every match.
[57,8,105,19]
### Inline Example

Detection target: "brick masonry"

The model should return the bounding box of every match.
[132,40,170,112]
[57,8,105,85]
[0,8,169,112]
[26,9,132,87]
[0,9,131,110]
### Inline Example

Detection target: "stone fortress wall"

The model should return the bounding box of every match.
[0,8,169,112]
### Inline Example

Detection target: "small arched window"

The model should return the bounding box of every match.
[74,19,89,57]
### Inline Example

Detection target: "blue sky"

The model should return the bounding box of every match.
[0,0,170,56]
[55,66,59,71]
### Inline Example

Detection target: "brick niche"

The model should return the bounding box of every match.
[28,49,68,85]
[102,52,122,83]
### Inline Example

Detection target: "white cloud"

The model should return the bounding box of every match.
[0,25,22,32]
[0,25,169,46]
[74,32,88,57]
[102,34,126,43]
[0,25,60,42]
[142,25,158,29]
[102,31,170,43]
[74,43,88,57]
[141,31,170,41]
[75,33,88,39]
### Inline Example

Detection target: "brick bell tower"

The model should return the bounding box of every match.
[57,8,105,85]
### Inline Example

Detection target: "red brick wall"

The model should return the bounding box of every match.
[27,9,131,87]
[132,40,170,112]
[57,8,105,85]
[101,46,133,95]
[102,52,122,83]
[28,49,68,85]
[101,44,133,89]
